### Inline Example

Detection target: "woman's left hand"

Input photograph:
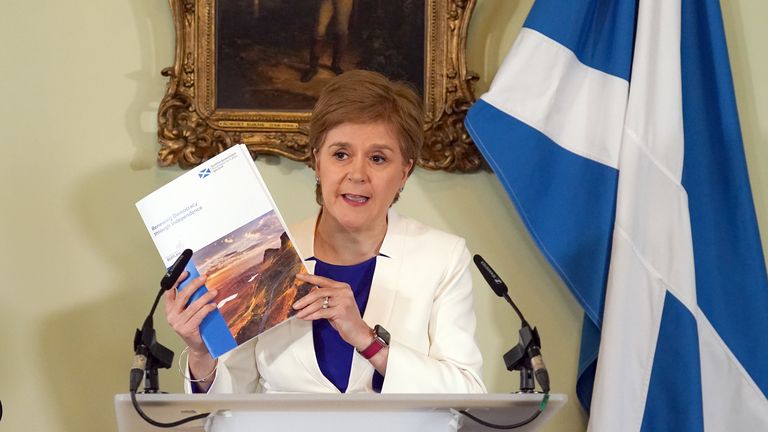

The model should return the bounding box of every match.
[292,273,372,349]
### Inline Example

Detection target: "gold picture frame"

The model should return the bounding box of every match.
[158,0,483,172]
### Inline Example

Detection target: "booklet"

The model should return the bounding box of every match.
[136,144,312,358]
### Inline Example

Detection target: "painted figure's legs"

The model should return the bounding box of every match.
[301,36,326,82]
[301,0,333,82]
[301,0,353,82]
[330,0,353,75]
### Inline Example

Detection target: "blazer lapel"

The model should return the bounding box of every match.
[286,212,339,391]
[361,209,405,326]
[348,209,406,391]
[287,209,408,392]
[286,313,339,392]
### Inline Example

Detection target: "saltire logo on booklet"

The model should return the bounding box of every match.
[198,168,212,179]
[198,152,240,180]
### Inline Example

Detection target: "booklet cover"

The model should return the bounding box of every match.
[136,144,312,358]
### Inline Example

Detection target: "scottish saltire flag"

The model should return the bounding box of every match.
[465,0,768,430]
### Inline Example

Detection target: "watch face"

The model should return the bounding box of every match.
[374,324,390,345]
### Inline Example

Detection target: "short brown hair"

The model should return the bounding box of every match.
[309,70,423,204]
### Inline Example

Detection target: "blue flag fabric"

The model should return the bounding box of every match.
[465,0,768,429]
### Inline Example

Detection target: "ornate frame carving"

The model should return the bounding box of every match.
[158,0,483,172]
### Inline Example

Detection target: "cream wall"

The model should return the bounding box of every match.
[0,1,764,431]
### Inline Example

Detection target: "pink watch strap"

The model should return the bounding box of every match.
[358,338,385,359]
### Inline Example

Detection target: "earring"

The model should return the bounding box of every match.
[315,176,320,185]
[398,186,404,193]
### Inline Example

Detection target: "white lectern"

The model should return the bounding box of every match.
[115,393,566,432]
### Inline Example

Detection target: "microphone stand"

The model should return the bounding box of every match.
[473,254,550,394]
[458,255,551,430]
[130,286,210,428]
[131,289,174,393]
[130,249,211,428]
[502,319,542,393]
[131,248,191,394]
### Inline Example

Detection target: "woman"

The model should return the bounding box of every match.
[165,70,486,394]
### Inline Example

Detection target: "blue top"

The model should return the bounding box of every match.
[312,256,384,392]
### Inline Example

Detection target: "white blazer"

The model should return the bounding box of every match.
[187,209,486,394]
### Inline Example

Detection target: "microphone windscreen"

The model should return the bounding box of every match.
[161,249,193,290]
[473,254,508,297]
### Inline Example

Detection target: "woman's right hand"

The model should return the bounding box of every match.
[164,272,219,386]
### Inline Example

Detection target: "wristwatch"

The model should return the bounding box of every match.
[358,324,390,359]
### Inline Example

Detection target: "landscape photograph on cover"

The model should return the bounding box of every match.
[193,210,312,344]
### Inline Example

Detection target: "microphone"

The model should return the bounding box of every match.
[161,249,193,291]
[473,254,550,393]
[473,254,509,298]
[473,254,527,326]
